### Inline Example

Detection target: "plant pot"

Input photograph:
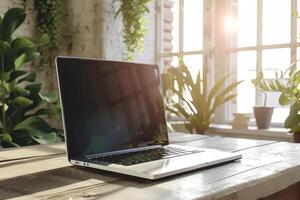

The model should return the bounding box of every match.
[231,113,250,129]
[293,133,300,143]
[253,106,274,129]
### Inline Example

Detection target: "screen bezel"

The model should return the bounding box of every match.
[55,56,169,160]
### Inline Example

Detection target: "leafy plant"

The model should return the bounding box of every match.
[252,63,300,133]
[161,60,242,134]
[0,8,61,148]
[115,0,151,61]
[34,0,64,65]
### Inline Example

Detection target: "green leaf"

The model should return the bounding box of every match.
[31,132,59,144]
[260,80,270,91]
[14,53,26,70]
[12,96,33,109]
[279,93,291,106]
[2,133,12,143]
[14,116,54,133]
[289,103,300,117]
[274,79,286,91]
[289,125,300,133]
[161,73,172,97]
[39,92,59,103]
[33,107,60,116]
[0,40,10,54]
[268,80,278,91]
[173,103,190,119]
[195,70,202,97]
[284,115,300,129]
[24,51,39,62]
[12,129,59,145]
[12,86,30,97]
[10,70,27,81]
[209,94,237,118]
[0,72,10,81]
[207,75,230,108]
[25,83,42,96]
[1,8,26,41]
[33,34,49,46]
[18,72,36,83]
[219,80,243,97]
[12,37,36,52]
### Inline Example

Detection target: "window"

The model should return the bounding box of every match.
[157,0,204,76]
[232,0,299,125]
[157,0,299,126]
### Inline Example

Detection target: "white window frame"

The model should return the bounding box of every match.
[156,0,300,127]
[228,0,300,127]
[156,0,204,70]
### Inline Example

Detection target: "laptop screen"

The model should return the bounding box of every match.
[56,57,169,158]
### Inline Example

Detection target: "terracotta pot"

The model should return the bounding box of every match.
[293,133,300,143]
[253,106,274,129]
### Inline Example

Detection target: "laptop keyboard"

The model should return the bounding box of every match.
[91,146,202,166]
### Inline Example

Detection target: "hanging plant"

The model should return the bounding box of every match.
[116,0,152,61]
[34,0,64,66]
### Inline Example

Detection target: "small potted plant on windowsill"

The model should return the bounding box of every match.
[252,65,300,143]
[252,89,274,129]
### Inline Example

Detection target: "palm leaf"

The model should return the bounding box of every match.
[206,75,230,109]
[216,80,243,99]
[208,94,237,118]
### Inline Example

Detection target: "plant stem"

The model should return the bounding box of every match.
[262,90,267,107]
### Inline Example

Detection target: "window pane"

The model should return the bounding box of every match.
[237,51,256,113]
[163,0,179,52]
[184,0,203,51]
[262,48,291,124]
[262,48,291,78]
[183,54,203,81]
[262,0,291,45]
[237,0,257,47]
[161,56,179,71]
[272,108,289,123]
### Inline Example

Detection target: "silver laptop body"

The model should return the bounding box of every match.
[56,56,241,180]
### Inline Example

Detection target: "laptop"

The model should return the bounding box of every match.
[56,56,242,180]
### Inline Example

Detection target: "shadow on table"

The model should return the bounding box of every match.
[1,160,244,200]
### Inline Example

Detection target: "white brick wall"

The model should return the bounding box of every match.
[134,1,156,64]
[62,0,156,64]
[1,0,157,88]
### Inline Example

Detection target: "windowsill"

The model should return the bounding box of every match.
[169,121,293,142]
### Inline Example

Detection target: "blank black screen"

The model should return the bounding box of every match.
[56,57,168,158]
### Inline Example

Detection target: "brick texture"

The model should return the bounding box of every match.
[0,0,156,92]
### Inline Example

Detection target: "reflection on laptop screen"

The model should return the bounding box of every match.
[56,57,169,158]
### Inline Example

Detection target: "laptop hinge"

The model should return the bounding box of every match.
[85,145,163,159]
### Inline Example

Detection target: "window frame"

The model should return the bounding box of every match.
[228,0,300,126]
[156,0,300,127]
[156,0,205,69]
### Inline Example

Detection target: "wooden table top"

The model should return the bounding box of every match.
[0,132,300,200]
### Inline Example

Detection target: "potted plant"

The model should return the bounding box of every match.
[252,65,300,142]
[0,8,61,147]
[161,59,242,134]
[252,87,274,129]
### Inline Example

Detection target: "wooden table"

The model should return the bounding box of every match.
[1,132,300,200]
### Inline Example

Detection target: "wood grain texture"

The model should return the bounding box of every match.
[0,132,300,200]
